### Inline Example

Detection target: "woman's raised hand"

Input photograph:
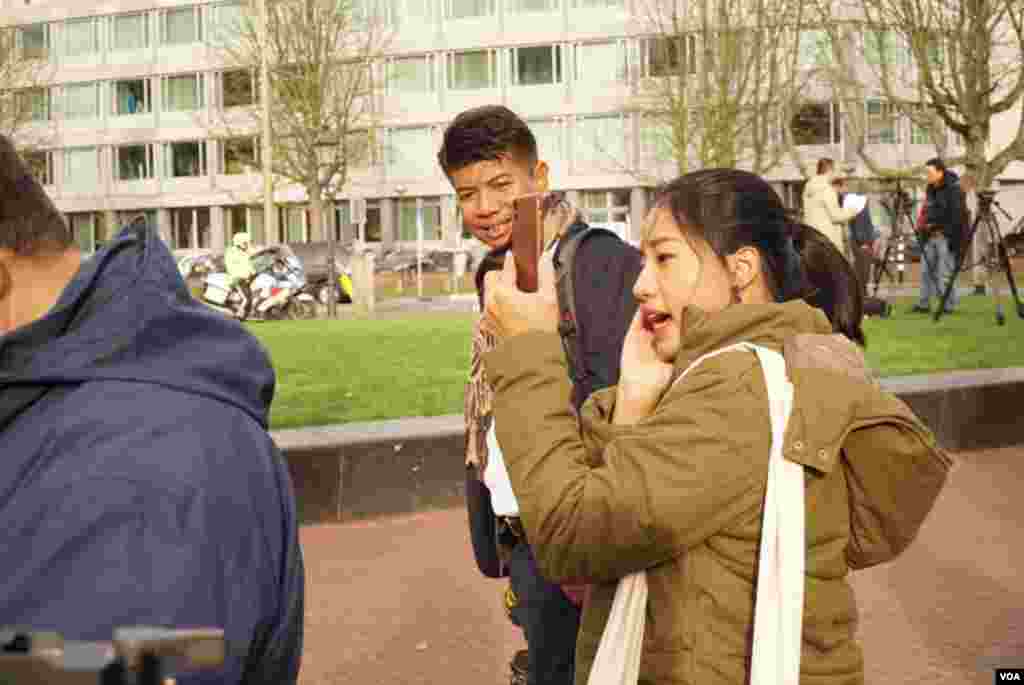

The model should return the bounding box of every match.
[613,308,675,425]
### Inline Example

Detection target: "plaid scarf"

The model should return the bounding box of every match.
[464,194,581,471]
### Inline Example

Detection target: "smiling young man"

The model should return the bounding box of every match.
[438,105,584,685]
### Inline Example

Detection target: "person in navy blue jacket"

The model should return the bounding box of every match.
[0,134,303,684]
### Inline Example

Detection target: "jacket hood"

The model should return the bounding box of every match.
[670,299,833,379]
[0,220,275,428]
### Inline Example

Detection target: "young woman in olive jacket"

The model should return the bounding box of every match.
[480,169,952,685]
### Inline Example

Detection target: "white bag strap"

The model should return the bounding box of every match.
[587,343,804,685]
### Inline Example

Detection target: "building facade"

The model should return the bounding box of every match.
[3,0,1023,256]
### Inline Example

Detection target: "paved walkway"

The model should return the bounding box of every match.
[297,446,1024,685]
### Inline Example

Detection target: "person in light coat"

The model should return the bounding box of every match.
[802,158,859,256]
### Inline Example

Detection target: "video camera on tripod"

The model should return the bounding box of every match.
[0,626,224,685]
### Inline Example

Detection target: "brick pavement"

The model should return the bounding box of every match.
[298,446,1024,685]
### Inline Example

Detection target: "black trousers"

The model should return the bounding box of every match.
[507,541,581,685]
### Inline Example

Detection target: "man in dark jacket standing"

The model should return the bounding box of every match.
[0,135,304,684]
[912,157,964,313]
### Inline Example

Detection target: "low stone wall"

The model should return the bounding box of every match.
[273,368,1024,525]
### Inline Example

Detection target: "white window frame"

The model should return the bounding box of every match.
[161,5,205,45]
[574,114,627,169]
[642,34,697,77]
[21,87,52,122]
[220,68,257,108]
[397,196,443,242]
[114,143,156,181]
[508,44,563,86]
[865,98,899,145]
[110,12,151,52]
[446,0,496,20]
[526,118,564,162]
[446,49,497,90]
[62,16,100,59]
[574,40,628,82]
[22,148,55,186]
[221,136,259,174]
[112,78,153,116]
[16,23,51,61]
[798,29,833,68]
[63,146,101,187]
[506,0,558,14]
[162,73,207,112]
[863,29,908,66]
[60,81,103,121]
[386,54,436,93]
[171,206,213,249]
[164,140,209,178]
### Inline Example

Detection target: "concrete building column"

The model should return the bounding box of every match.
[157,208,173,247]
[381,197,397,250]
[630,187,648,243]
[210,206,226,250]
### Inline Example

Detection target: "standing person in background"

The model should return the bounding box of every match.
[912,158,965,314]
[834,178,890,318]
[802,158,860,256]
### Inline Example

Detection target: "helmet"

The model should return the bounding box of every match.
[232,232,252,248]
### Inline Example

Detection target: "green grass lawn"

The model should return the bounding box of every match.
[250,293,1024,430]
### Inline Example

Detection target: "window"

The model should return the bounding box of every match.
[528,119,562,161]
[575,41,627,82]
[640,115,674,161]
[644,35,696,77]
[387,0,432,25]
[388,56,434,93]
[163,74,205,111]
[62,82,101,120]
[222,137,257,174]
[510,45,562,86]
[447,50,494,90]
[18,24,50,60]
[210,1,245,45]
[225,205,250,245]
[282,206,307,243]
[799,30,832,67]
[507,0,557,13]
[866,99,898,144]
[163,6,203,45]
[364,200,382,242]
[580,189,630,226]
[111,12,150,51]
[64,146,100,187]
[63,17,99,58]
[171,207,212,249]
[574,0,623,9]
[113,79,151,115]
[70,213,98,253]
[448,0,495,19]
[222,69,255,107]
[790,102,841,146]
[115,144,155,180]
[388,127,435,177]
[864,29,907,66]
[346,130,377,168]
[575,115,625,167]
[19,87,51,121]
[22,149,54,185]
[166,141,208,177]
[398,197,442,241]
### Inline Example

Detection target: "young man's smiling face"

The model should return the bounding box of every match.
[449,154,549,250]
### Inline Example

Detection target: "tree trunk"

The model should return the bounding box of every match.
[308,187,325,242]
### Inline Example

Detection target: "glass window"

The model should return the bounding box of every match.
[511,46,561,86]
[63,18,99,58]
[116,144,155,180]
[398,198,442,241]
[114,79,151,115]
[574,0,622,8]
[222,137,256,174]
[211,1,245,45]
[283,206,307,243]
[112,13,149,51]
[22,149,53,185]
[575,41,627,82]
[20,88,51,121]
[226,205,249,245]
[579,189,609,222]
[388,127,435,177]
[799,30,832,67]
[364,201,382,242]
[449,0,494,19]
[18,24,50,60]
[170,208,211,249]
[790,102,841,145]
[646,35,696,77]
[508,0,557,13]
[164,6,203,45]
[864,30,906,66]
[70,213,97,253]
[575,116,625,167]
[167,141,207,177]
[64,147,100,187]
[389,56,433,92]
[164,74,205,111]
[448,51,492,90]
[222,69,255,107]
[641,115,674,161]
[62,83,100,120]
[866,99,898,144]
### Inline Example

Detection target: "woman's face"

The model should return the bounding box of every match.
[633,208,736,363]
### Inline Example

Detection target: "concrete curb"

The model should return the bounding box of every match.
[274,368,1024,525]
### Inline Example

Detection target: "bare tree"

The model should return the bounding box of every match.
[630,0,810,180]
[210,0,388,242]
[0,22,54,153]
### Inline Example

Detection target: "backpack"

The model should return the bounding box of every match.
[552,221,644,413]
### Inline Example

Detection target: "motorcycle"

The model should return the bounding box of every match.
[195,247,316,321]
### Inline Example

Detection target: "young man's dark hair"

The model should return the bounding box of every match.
[0,138,73,256]
[925,157,946,173]
[437,105,539,177]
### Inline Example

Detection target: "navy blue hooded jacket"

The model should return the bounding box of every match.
[0,221,303,684]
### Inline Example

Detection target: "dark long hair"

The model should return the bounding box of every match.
[653,169,866,346]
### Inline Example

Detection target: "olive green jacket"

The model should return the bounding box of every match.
[484,300,952,685]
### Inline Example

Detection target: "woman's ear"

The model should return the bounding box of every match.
[726,246,762,292]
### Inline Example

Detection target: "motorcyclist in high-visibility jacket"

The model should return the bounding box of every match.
[226,232,255,284]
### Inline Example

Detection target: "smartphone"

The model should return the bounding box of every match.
[511,193,546,293]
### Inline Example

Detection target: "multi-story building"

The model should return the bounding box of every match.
[3,0,1022,256]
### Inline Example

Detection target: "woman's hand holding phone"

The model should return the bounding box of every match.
[482,253,559,340]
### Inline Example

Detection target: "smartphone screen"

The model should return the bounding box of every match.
[511,193,545,292]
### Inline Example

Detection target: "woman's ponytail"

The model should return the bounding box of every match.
[791,222,867,347]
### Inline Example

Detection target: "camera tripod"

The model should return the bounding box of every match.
[936,189,1024,324]
[873,180,940,298]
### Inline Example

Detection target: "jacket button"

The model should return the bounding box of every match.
[818,449,828,461]
[793,441,804,450]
